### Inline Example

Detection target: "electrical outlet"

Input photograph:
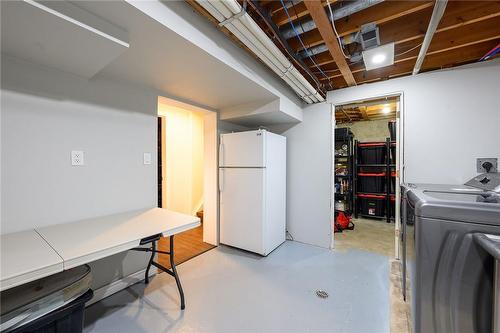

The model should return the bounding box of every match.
[476,158,497,173]
[143,152,152,165]
[71,151,85,166]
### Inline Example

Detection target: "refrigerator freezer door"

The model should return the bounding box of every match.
[219,168,265,254]
[220,130,265,167]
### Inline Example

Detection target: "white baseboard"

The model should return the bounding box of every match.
[87,268,156,306]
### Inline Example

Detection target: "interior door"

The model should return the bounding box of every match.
[219,167,264,254]
[220,130,265,167]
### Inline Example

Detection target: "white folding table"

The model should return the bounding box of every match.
[0,230,64,291]
[1,208,200,309]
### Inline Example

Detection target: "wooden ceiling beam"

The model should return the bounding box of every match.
[359,106,368,120]
[306,0,500,70]
[304,0,356,86]
[288,1,433,51]
[273,1,335,27]
[328,39,499,87]
[317,15,500,81]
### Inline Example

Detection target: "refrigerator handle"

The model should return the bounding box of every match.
[219,169,224,192]
[219,140,224,167]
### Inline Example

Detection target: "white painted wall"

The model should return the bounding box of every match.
[1,56,157,289]
[329,60,500,184]
[283,60,500,249]
[282,102,333,248]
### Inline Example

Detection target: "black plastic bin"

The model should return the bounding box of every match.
[358,143,386,164]
[10,290,94,333]
[358,194,386,217]
[388,120,396,141]
[335,128,351,141]
[358,173,386,193]
[1,265,93,333]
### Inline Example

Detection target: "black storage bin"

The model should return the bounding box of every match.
[335,128,351,141]
[358,143,386,164]
[10,290,94,333]
[1,265,92,333]
[358,173,386,193]
[388,120,396,141]
[358,194,386,217]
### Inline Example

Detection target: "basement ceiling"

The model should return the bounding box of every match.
[188,0,500,96]
[335,96,399,123]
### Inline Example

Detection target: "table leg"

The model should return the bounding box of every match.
[170,235,185,310]
[144,241,156,284]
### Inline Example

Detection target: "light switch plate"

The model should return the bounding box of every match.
[143,152,152,165]
[477,158,497,173]
[71,151,84,166]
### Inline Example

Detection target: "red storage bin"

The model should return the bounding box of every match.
[358,172,386,193]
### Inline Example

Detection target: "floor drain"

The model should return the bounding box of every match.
[316,290,329,299]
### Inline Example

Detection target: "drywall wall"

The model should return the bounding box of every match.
[158,104,204,216]
[1,56,157,289]
[282,60,500,249]
[337,119,394,142]
[329,59,500,184]
[282,102,333,249]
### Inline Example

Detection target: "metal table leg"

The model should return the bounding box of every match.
[132,234,186,310]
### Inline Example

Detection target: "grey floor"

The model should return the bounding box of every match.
[84,241,390,333]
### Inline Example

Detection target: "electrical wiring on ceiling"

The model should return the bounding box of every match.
[326,0,350,59]
[279,0,334,90]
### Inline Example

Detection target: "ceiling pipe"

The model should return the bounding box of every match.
[196,0,325,103]
[412,0,448,75]
[281,0,383,40]
[246,0,324,93]
[200,1,313,103]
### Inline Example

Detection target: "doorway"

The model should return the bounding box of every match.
[156,97,218,267]
[332,95,403,258]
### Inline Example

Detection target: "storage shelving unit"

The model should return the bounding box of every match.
[334,129,354,216]
[354,138,396,223]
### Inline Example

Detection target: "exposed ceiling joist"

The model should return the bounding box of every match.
[359,106,368,119]
[413,0,448,75]
[288,1,434,51]
[303,0,356,87]
[328,39,498,86]
[318,15,500,81]
[310,1,500,69]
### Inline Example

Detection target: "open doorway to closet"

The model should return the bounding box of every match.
[157,96,218,268]
[333,95,402,257]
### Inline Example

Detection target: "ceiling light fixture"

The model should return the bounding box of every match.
[372,53,386,64]
[362,43,395,71]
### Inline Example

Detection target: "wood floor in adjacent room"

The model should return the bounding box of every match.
[157,225,215,269]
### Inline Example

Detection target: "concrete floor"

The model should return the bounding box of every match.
[334,217,395,257]
[84,241,390,333]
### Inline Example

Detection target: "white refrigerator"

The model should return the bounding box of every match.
[219,129,286,256]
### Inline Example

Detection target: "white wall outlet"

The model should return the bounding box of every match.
[71,150,85,166]
[143,152,152,165]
